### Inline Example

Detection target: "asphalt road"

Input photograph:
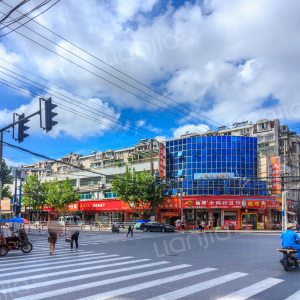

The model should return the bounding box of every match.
[0,230,299,300]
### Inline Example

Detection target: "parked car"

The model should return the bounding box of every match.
[57,216,81,225]
[140,222,174,232]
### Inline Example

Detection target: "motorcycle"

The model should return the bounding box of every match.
[277,240,300,271]
[0,229,33,256]
[111,225,120,233]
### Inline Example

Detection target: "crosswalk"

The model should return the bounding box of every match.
[1,249,300,300]
[28,232,172,247]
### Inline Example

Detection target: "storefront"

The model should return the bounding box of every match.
[158,197,181,226]
[0,198,12,220]
[79,200,136,224]
[182,196,244,229]
[182,196,280,230]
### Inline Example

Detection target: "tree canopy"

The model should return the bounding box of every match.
[1,159,13,199]
[110,166,165,217]
[22,175,79,218]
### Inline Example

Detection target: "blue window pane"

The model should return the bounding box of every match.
[174,146,178,151]
[192,156,196,162]
[166,142,169,147]
[207,149,212,155]
[192,144,196,149]
[183,144,187,150]
[197,143,201,149]
[183,138,187,144]
[187,150,191,156]
[187,138,192,143]
[179,139,182,145]
[222,149,226,155]
[170,141,174,146]
[212,143,216,148]
[227,143,231,148]
[174,140,178,146]
[217,136,222,142]
[187,144,192,150]
[207,136,211,142]
[217,149,221,155]
[192,137,196,143]
[222,143,226,148]
[202,149,207,155]
[212,136,216,142]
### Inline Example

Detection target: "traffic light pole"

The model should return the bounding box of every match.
[0,132,3,233]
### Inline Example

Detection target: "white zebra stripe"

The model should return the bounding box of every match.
[14,264,193,300]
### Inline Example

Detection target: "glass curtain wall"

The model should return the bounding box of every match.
[166,136,266,196]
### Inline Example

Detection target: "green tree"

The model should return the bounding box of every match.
[45,177,80,219]
[110,166,165,218]
[22,173,47,220]
[1,159,13,198]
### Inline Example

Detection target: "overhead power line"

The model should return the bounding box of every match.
[0,79,153,140]
[1,140,155,186]
[1,0,224,128]
[0,0,60,37]
[0,70,161,139]
[0,59,163,136]
[0,6,221,132]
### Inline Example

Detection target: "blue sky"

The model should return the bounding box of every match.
[1,0,300,167]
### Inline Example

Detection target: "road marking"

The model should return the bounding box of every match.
[74,268,218,300]
[0,250,86,260]
[0,261,170,293]
[216,278,284,300]
[0,258,150,286]
[0,256,132,278]
[14,264,192,300]
[285,290,300,300]
[0,253,111,271]
[0,251,94,265]
[1,249,84,257]
[147,273,254,300]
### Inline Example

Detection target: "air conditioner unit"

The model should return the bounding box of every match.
[187,209,194,214]
[188,214,194,220]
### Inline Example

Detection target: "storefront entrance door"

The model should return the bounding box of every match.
[213,211,221,227]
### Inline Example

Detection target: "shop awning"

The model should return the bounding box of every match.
[287,211,297,215]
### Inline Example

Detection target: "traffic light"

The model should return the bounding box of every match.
[15,205,21,216]
[17,113,30,143]
[154,174,162,187]
[44,97,58,132]
[170,179,176,189]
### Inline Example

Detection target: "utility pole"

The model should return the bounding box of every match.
[0,131,3,233]
[150,139,155,222]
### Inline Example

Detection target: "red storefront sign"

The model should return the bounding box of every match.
[271,157,281,194]
[246,200,280,209]
[288,200,294,211]
[183,199,243,209]
[79,200,134,212]
[159,143,164,178]
[67,203,79,211]
[164,212,179,217]
[43,206,54,211]
[159,197,181,209]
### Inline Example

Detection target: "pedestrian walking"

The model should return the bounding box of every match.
[47,229,60,254]
[69,230,79,251]
[201,220,206,233]
[198,220,202,234]
[126,225,133,237]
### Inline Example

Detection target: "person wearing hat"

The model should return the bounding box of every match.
[281,223,300,259]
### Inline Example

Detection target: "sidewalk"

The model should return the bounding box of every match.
[179,229,282,235]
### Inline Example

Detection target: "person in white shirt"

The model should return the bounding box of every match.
[4,227,18,246]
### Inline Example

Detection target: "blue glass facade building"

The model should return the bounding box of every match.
[165,136,267,196]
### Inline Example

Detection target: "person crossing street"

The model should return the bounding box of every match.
[126,225,133,237]
[69,230,79,251]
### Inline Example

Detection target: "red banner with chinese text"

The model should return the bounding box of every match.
[271,156,280,194]
[159,143,164,178]
[246,200,280,209]
[183,199,243,209]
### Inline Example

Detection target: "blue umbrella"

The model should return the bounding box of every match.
[0,219,7,222]
[8,217,24,223]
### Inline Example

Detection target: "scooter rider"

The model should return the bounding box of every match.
[281,223,300,260]
[4,227,19,247]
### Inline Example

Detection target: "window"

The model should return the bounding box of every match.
[82,158,86,162]
[96,154,102,159]
[104,192,118,198]
[177,151,183,157]
[42,163,45,168]
[72,159,76,163]
[138,147,144,150]
[106,153,111,158]
[81,193,92,200]
[90,157,94,161]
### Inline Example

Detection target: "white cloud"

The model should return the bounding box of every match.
[1,0,300,128]
[3,158,24,168]
[172,124,210,138]
[136,120,146,127]
[0,86,121,139]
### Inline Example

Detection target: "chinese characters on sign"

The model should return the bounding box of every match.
[159,143,164,178]
[183,200,243,209]
[194,173,235,180]
[271,157,280,194]
[246,200,280,209]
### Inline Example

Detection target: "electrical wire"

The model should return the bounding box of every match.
[0,9,219,132]
[0,0,60,37]
[0,79,153,140]
[0,59,164,136]
[0,69,162,139]
[1,1,224,129]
